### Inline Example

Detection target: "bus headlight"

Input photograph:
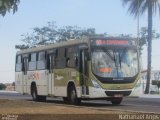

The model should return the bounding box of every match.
[91,80,101,88]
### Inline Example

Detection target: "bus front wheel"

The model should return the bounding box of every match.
[68,86,81,105]
[111,98,123,105]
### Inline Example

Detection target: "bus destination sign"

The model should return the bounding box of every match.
[96,40,129,45]
[93,39,131,46]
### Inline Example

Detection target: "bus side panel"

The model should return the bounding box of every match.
[15,72,23,94]
[54,69,68,97]
[28,70,48,96]
[88,87,107,98]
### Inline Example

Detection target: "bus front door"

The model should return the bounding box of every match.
[48,54,55,96]
[22,57,28,94]
[80,50,89,96]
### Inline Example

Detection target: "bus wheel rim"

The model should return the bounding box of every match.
[71,90,76,102]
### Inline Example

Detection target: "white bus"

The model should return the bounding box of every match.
[15,37,140,105]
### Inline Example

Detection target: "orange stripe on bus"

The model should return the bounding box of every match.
[99,67,112,73]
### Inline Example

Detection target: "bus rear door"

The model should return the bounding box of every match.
[48,53,55,96]
[22,57,28,94]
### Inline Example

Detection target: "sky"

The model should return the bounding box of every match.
[0,0,160,83]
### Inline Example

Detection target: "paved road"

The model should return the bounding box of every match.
[0,91,160,113]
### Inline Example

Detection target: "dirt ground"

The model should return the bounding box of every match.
[0,99,158,120]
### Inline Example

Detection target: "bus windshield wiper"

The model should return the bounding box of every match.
[119,52,121,68]
[113,51,117,68]
[103,48,117,68]
[105,50,114,61]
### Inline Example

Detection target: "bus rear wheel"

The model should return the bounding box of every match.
[31,85,46,102]
[63,97,69,103]
[31,85,38,101]
[111,98,123,105]
[68,86,81,105]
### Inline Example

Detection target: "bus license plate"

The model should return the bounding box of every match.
[114,94,123,97]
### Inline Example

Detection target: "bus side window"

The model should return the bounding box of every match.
[66,46,78,68]
[75,56,78,67]
[47,54,55,73]
[22,58,25,72]
[28,53,37,71]
[66,57,70,67]
[37,51,46,70]
[15,55,22,72]
[55,48,66,69]
[22,57,28,75]
[46,54,50,70]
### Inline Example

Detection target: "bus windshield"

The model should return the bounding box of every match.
[91,48,138,78]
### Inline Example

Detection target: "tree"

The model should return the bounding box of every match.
[0,0,20,16]
[118,28,160,55]
[0,83,6,90]
[122,0,160,94]
[16,22,58,49]
[15,22,96,49]
[138,27,160,55]
[57,26,95,42]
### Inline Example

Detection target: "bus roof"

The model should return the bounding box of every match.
[16,37,89,55]
[16,36,136,55]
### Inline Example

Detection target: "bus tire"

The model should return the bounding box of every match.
[37,95,46,102]
[31,85,38,101]
[31,85,46,102]
[111,98,122,105]
[63,97,69,103]
[68,85,81,105]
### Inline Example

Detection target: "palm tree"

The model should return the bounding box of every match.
[122,0,160,94]
[0,0,20,16]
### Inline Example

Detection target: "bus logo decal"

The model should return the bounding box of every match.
[55,75,64,80]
